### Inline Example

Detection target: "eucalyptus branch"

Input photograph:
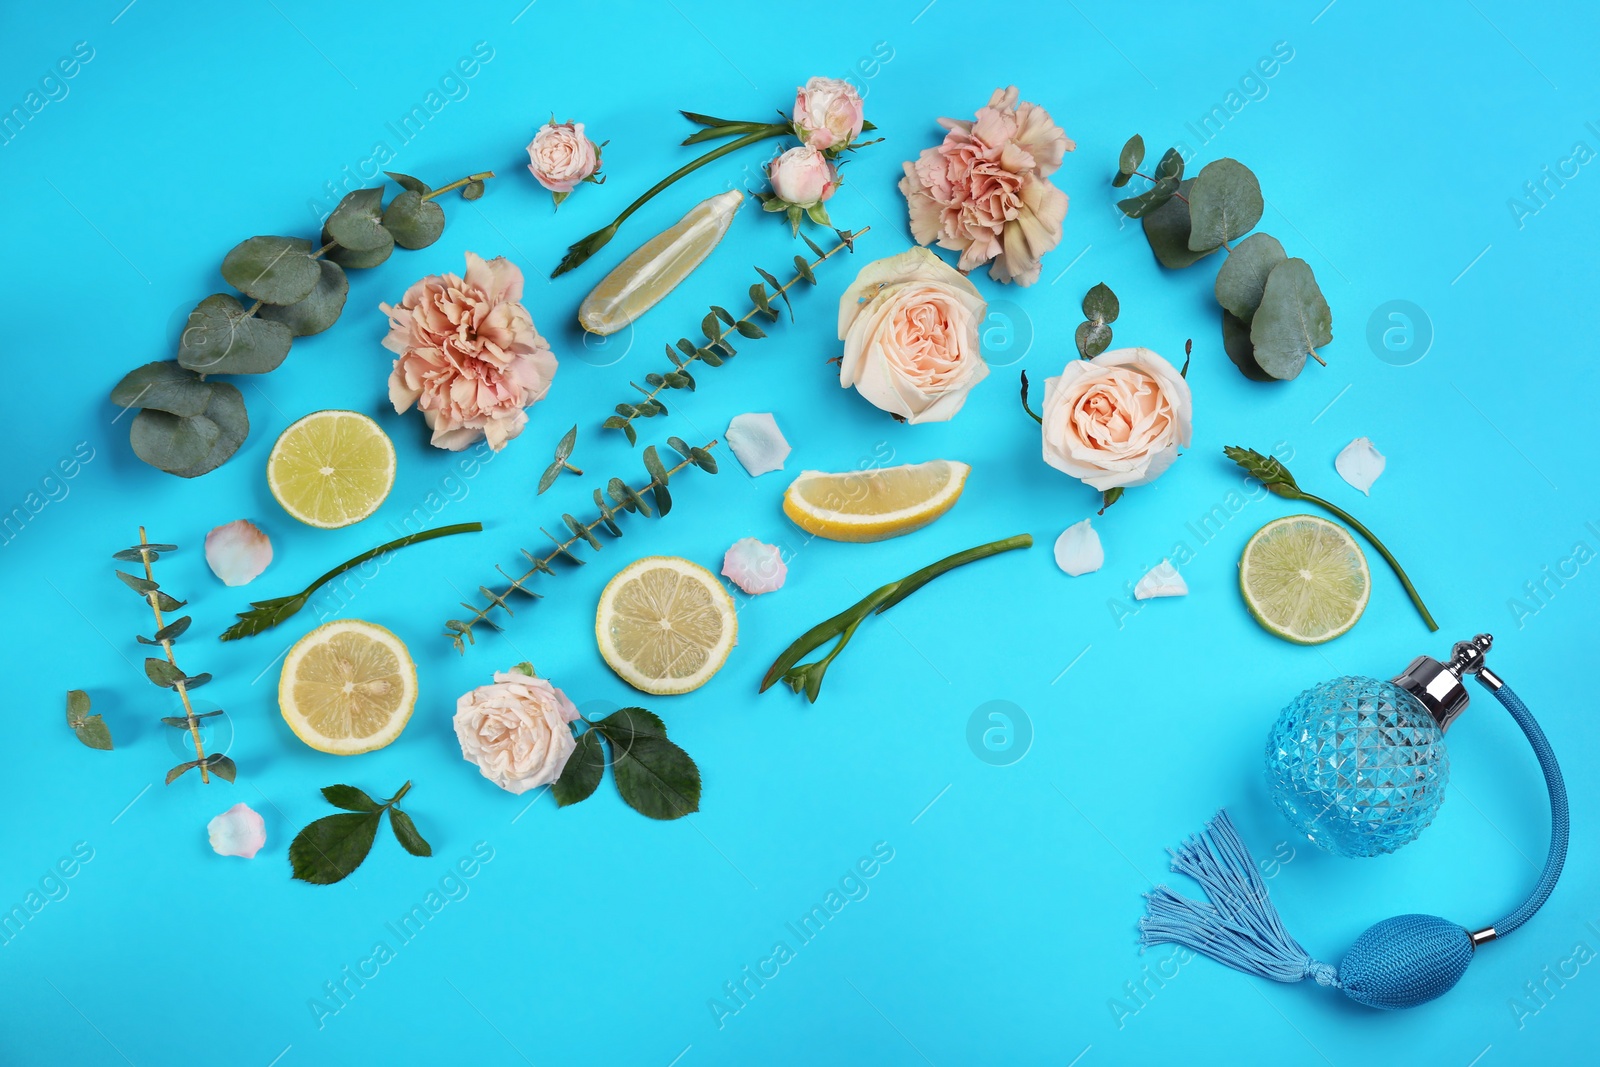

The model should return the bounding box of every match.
[761,534,1034,702]
[113,528,232,785]
[446,439,721,651]
[1224,446,1437,631]
[220,522,483,641]
[605,227,867,444]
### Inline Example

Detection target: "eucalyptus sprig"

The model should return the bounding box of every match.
[110,169,494,478]
[1112,138,1331,381]
[761,534,1033,702]
[1224,446,1437,631]
[538,426,582,495]
[446,438,720,651]
[605,228,865,444]
[551,704,701,820]
[115,527,233,784]
[65,690,112,751]
[289,781,431,885]
[220,521,483,641]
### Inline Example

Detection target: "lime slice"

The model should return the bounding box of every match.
[1240,515,1371,644]
[268,410,395,528]
[595,556,737,695]
[782,460,970,542]
[278,619,416,754]
[578,190,743,335]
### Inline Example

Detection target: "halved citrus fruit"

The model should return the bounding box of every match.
[279,619,417,754]
[268,410,395,528]
[595,556,737,695]
[1240,515,1371,644]
[782,460,969,542]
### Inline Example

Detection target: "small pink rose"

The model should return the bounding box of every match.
[454,668,581,794]
[792,76,865,152]
[526,120,601,197]
[767,145,838,208]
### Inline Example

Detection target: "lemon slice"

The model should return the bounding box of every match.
[278,619,417,754]
[782,460,970,542]
[595,556,737,695]
[578,189,744,335]
[268,410,395,528]
[1240,515,1371,644]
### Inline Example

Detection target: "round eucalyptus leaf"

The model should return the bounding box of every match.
[1082,282,1119,324]
[1214,233,1287,323]
[1076,320,1112,359]
[1113,134,1145,188]
[177,294,293,375]
[1154,147,1184,182]
[259,259,349,336]
[171,382,249,477]
[130,408,222,473]
[325,188,390,252]
[321,224,394,270]
[461,179,485,200]
[1117,175,1178,220]
[1141,180,1217,270]
[384,171,431,196]
[111,361,214,417]
[221,236,321,305]
[381,189,445,250]
[1221,308,1274,382]
[1187,159,1264,252]
[1249,258,1332,381]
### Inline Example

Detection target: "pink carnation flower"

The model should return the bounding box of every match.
[899,87,1074,287]
[381,252,558,452]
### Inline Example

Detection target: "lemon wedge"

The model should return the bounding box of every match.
[578,189,744,335]
[595,556,737,695]
[782,460,970,542]
[1240,515,1371,644]
[278,619,417,754]
[267,410,395,529]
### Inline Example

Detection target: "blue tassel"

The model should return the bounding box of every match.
[1141,810,1339,987]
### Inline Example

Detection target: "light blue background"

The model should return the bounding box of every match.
[3,1,1596,1064]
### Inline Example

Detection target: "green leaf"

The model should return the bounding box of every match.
[1249,258,1331,380]
[1186,159,1264,252]
[552,728,605,807]
[1075,320,1112,360]
[145,658,183,688]
[553,424,577,463]
[1101,487,1125,512]
[1141,179,1218,270]
[606,733,700,820]
[689,447,717,474]
[322,784,381,811]
[701,311,722,342]
[116,570,157,594]
[66,690,113,751]
[388,809,432,857]
[384,171,431,196]
[154,616,191,643]
[733,320,766,339]
[1223,445,1302,497]
[290,811,382,885]
[205,754,237,783]
[381,189,446,250]
[1154,147,1184,181]
[259,259,349,337]
[66,689,90,726]
[325,188,391,252]
[1081,282,1119,325]
[161,711,221,728]
[113,544,176,561]
[153,591,186,612]
[1117,175,1178,219]
[748,283,772,315]
[110,362,213,417]
[1213,233,1286,323]
[165,759,202,785]
[1221,309,1274,382]
[220,236,321,305]
[1113,134,1145,187]
[131,382,249,478]
[642,446,669,486]
[594,706,669,744]
[461,179,485,200]
[793,256,816,284]
[322,223,394,269]
[177,294,293,375]
[182,672,213,690]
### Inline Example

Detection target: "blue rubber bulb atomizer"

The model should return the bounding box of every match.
[1139,635,1570,1010]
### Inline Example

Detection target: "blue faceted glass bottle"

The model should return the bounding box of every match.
[1266,637,1491,858]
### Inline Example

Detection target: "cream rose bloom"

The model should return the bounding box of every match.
[837,247,989,424]
[1040,347,1193,491]
[453,669,581,794]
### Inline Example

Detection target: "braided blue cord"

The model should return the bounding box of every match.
[1485,681,1569,937]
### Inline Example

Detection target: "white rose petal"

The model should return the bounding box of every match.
[1335,437,1386,496]
[721,538,787,594]
[1134,559,1188,600]
[207,803,266,859]
[1053,518,1104,576]
[726,413,791,477]
[204,519,273,586]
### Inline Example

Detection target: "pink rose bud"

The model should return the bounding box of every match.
[526,120,601,195]
[767,145,838,209]
[792,76,865,152]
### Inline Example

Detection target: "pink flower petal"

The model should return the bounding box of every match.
[208,803,266,859]
[722,538,787,594]
[204,520,273,586]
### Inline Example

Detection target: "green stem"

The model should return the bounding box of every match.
[1298,492,1438,632]
[387,780,412,806]
[424,171,495,201]
[305,523,483,605]
[553,125,789,276]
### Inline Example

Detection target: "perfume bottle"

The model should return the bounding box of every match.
[1265,635,1493,858]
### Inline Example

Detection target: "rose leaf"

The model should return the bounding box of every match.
[290,811,382,885]
[551,729,605,808]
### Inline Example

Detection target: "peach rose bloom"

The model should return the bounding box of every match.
[767,145,838,208]
[382,252,557,452]
[1040,347,1193,491]
[793,76,865,151]
[526,120,600,193]
[838,247,989,424]
[454,669,581,795]
[900,86,1074,286]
